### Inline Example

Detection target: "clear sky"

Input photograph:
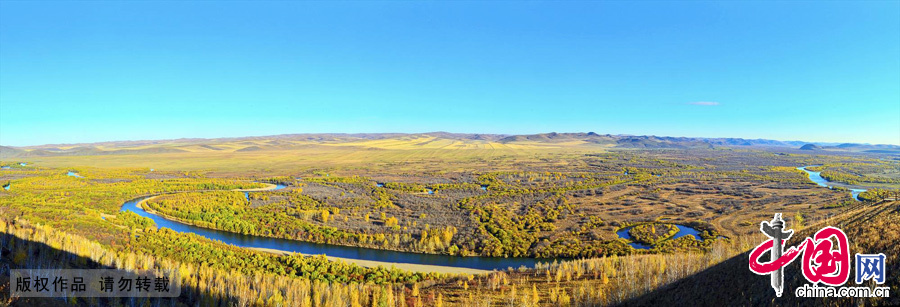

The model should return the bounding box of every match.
[1,1,898,146]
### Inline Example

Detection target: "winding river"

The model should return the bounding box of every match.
[120,184,539,271]
[112,164,873,271]
[797,166,866,200]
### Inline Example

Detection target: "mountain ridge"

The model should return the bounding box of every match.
[2,132,897,158]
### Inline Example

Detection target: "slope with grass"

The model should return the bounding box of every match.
[2,135,898,306]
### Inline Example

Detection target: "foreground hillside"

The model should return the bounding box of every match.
[427,200,899,306]
[623,200,899,306]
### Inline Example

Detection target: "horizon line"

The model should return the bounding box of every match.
[3,131,898,148]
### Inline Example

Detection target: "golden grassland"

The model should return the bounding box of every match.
[13,137,607,174]
[2,136,898,306]
[3,138,895,260]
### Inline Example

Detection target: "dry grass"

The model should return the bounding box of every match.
[426,201,899,306]
[14,139,603,174]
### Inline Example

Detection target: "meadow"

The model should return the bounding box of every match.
[1,133,898,306]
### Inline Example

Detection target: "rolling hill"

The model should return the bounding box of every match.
[1,132,898,159]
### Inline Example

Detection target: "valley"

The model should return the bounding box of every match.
[1,133,898,306]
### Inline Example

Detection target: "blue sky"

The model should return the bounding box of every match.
[1,1,898,146]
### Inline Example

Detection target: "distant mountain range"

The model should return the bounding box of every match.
[2,132,898,158]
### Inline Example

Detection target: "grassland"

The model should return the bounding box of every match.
[10,135,602,174]
[4,135,897,257]
[1,133,898,306]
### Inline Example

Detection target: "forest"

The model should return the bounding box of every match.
[1,136,898,306]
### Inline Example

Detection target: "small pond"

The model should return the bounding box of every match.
[616,224,705,250]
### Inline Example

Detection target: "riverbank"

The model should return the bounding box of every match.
[137,195,206,227]
[126,184,524,273]
[797,166,868,200]
[136,195,524,272]
[248,247,490,274]
[233,183,279,192]
[135,182,282,223]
